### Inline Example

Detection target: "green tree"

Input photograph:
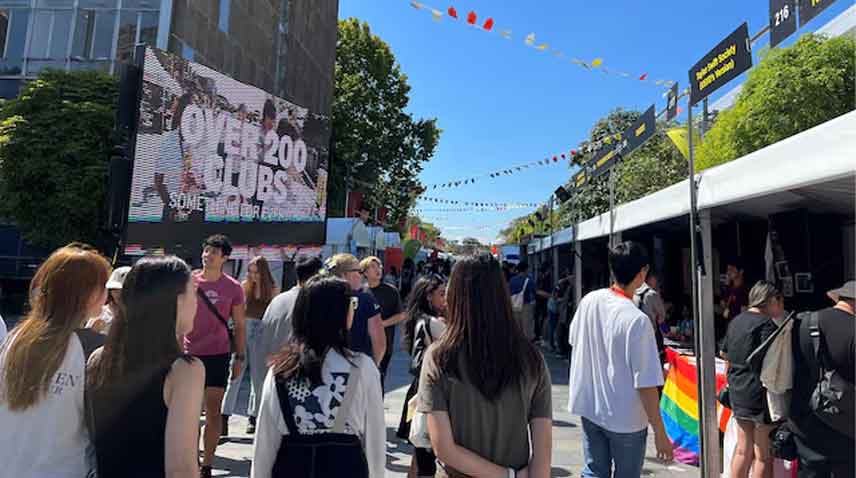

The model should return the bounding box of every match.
[330,19,441,228]
[697,34,855,170]
[0,70,118,248]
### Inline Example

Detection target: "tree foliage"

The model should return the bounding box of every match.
[330,19,441,228]
[500,107,688,242]
[0,70,118,248]
[697,34,855,170]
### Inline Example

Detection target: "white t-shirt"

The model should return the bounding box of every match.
[568,288,664,433]
[251,350,385,478]
[0,332,90,478]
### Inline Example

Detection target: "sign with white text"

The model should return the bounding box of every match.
[770,0,797,48]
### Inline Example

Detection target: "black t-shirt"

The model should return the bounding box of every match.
[789,307,855,458]
[721,311,776,421]
[349,291,381,357]
[370,283,403,320]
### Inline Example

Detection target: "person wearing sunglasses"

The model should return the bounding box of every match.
[323,254,386,366]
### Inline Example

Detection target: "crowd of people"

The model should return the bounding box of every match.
[0,235,852,478]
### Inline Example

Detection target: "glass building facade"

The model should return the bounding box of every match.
[0,0,339,118]
[0,0,162,97]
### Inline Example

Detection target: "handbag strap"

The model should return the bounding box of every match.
[197,288,230,333]
[332,363,360,434]
[808,312,829,376]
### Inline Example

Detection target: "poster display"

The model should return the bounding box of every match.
[688,23,752,106]
[125,47,330,249]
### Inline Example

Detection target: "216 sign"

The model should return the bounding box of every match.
[769,0,797,48]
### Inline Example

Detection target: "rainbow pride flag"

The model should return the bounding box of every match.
[660,348,731,466]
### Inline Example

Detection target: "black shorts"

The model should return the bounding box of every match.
[197,353,231,389]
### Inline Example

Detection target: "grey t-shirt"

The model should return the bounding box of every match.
[261,286,301,359]
[417,345,552,476]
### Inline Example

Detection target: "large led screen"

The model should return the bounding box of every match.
[125,47,329,249]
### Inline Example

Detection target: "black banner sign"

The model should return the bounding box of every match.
[573,168,588,188]
[554,186,572,203]
[666,83,679,121]
[799,0,837,27]
[688,22,752,106]
[770,0,797,48]
[591,105,656,178]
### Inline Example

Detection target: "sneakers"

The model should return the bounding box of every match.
[247,416,257,434]
[220,415,229,437]
[200,465,213,478]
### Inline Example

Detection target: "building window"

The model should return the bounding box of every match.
[28,10,73,59]
[181,41,193,61]
[0,9,28,75]
[116,10,159,63]
[218,0,230,34]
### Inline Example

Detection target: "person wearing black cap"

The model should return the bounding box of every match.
[788,280,855,478]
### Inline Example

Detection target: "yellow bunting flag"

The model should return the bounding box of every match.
[666,128,700,160]
[536,43,549,51]
[500,30,512,39]
[431,9,443,21]
[591,58,603,67]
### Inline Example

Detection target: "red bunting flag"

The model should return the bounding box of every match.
[467,11,477,24]
[483,18,494,31]
[552,156,558,162]
[571,150,577,156]
[639,73,648,81]
[448,6,458,18]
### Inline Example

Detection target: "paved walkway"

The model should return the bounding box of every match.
[211,334,699,477]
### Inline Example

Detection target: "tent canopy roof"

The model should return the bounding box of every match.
[575,111,856,242]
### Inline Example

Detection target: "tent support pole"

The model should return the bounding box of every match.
[689,102,720,478]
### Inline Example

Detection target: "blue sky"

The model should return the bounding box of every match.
[337,0,850,244]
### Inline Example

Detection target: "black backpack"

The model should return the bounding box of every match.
[803,312,855,438]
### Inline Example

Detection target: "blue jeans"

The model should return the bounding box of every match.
[222,318,267,417]
[581,417,648,478]
[547,311,559,349]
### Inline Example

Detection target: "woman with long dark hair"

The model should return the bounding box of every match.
[251,276,385,478]
[87,256,204,478]
[418,253,552,478]
[223,256,279,435]
[0,244,111,477]
[398,274,447,478]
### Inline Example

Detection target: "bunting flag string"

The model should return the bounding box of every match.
[419,197,539,208]
[425,147,581,190]
[408,1,675,89]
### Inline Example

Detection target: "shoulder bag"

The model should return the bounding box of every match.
[197,288,236,352]
[807,312,855,438]
[511,278,530,312]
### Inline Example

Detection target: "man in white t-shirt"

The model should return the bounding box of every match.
[568,241,673,478]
